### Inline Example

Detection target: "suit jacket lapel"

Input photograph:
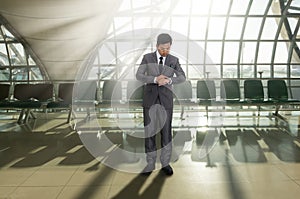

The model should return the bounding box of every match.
[161,54,171,73]
[151,52,159,74]
[165,55,170,67]
[152,52,157,63]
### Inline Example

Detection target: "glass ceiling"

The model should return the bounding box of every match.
[0,0,299,84]
[84,0,300,82]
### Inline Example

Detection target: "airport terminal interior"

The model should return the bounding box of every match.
[1,0,300,198]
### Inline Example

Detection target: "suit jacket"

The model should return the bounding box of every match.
[136,51,186,109]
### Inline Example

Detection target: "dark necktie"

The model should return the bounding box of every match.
[159,56,163,73]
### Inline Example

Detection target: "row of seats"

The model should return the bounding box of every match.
[72,79,300,107]
[174,79,299,104]
[0,80,144,123]
[0,83,54,123]
[1,79,296,108]
[0,80,144,108]
[0,79,299,123]
[173,79,300,119]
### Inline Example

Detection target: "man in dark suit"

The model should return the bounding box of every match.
[136,33,186,176]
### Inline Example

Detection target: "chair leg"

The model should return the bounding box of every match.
[24,109,31,123]
[17,109,25,124]
[82,107,90,121]
[29,111,37,119]
[180,106,184,120]
[274,105,280,116]
[67,108,72,123]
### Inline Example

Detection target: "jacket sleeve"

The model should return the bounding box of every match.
[170,57,186,84]
[136,55,156,84]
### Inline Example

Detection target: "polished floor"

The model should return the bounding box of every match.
[0,109,300,199]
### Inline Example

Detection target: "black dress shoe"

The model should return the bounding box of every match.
[141,170,152,176]
[161,165,173,176]
[141,164,155,176]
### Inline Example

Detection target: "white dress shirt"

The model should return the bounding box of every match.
[156,50,166,66]
[154,51,172,84]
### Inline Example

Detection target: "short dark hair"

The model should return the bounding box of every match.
[157,33,172,45]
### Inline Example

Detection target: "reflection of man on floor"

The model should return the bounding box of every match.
[136,33,186,176]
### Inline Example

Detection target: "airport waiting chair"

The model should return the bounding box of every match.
[125,80,144,118]
[73,80,97,104]
[244,79,265,103]
[268,80,291,102]
[197,80,216,103]
[13,83,53,107]
[98,80,123,108]
[13,83,53,123]
[0,84,11,108]
[72,80,98,121]
[48,83,74,108]
[196,80,217,116]
[126,80,144,108]
[173,80,193,105]
[220,79,242,104]
[0,84,10,101]
[173,80,194,119]
[244,79,271,114]
[95,80,124,119]
[267,79,300,104]
[47,83,74,123]
[267,79,300,116]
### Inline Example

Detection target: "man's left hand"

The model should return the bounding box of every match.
[158,77,170,86]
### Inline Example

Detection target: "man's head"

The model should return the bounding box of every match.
[156,33,172,57]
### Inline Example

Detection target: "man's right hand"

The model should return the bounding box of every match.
[156,75,168,81]
[156,75,169,86]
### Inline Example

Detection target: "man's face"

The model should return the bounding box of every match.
[157,42,171,57]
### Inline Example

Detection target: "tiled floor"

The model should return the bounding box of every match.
[0,110,300,199]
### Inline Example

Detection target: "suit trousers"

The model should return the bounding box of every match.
[143,98,173,167]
